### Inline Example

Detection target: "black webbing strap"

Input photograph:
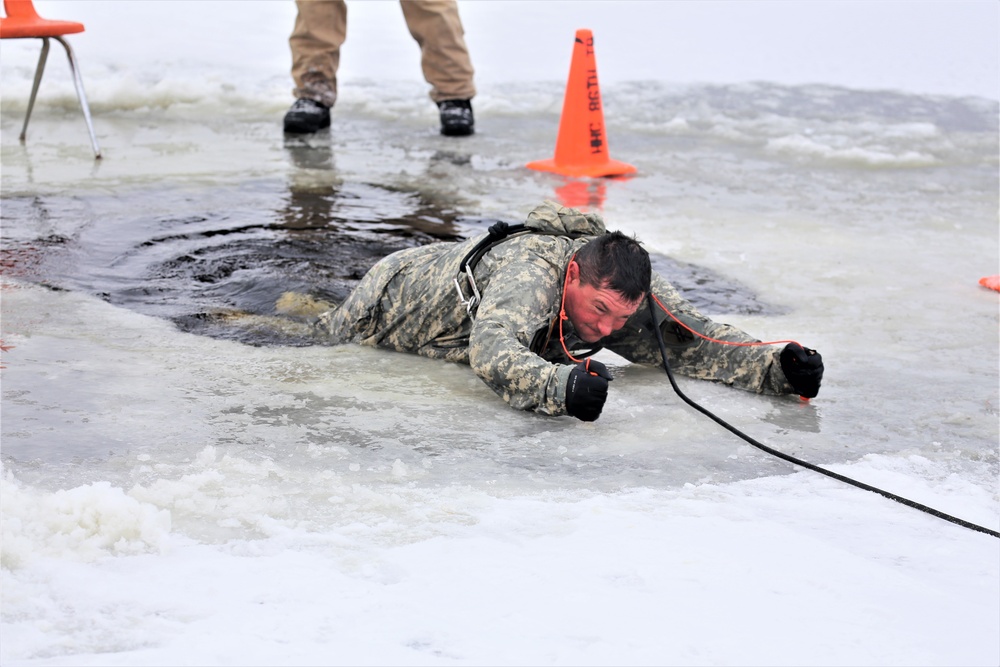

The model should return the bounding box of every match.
[453,222,529,315]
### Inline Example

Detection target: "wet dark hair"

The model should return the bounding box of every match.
[575,231,651,303]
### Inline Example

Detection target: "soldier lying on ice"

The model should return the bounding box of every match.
[316,200,824,421]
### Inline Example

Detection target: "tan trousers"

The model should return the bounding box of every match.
[290,0,476,107]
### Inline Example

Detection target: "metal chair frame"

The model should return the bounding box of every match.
[2,1,102,158]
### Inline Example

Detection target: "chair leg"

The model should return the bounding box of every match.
[54,35,101,159]
[19,36,50,143]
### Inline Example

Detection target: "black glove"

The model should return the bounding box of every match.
[565,359,613,422]
[779,343,824,398]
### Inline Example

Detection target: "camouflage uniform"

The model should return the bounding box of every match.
[319,201,795,415]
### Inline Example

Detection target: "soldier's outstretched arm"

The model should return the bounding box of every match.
[605,273,796,395]
[467,259,574,415]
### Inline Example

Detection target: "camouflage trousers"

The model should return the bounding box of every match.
[317,246,410,345]
[316,243,471,363]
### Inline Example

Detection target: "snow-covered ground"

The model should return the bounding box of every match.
[2,2,998,665]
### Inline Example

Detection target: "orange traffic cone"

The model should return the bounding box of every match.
[527,29,636,178]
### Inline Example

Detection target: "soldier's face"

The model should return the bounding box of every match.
[564,261,643,343]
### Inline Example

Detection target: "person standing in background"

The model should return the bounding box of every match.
[284,0,477,136]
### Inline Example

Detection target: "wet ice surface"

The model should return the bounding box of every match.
[0,176,780,348]
[2,25,999,664]
[3,84,996,517]
[0,266,799,499]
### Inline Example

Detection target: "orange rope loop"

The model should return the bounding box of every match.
[650,293,800,349]
[558,254,586,363]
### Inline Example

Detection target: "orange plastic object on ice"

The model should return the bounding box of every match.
[0,0,101,157]
[979,275,1000,292]
[526,29,636,178]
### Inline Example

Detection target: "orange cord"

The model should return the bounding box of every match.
[650,293,800,349]
[558,254,586,363]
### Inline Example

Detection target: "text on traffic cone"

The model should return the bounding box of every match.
[526,29,636,178]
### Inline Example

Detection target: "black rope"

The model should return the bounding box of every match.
[646,294,1000,539]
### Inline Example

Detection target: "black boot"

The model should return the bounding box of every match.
[438,99,474,137]
[284,98,331,134]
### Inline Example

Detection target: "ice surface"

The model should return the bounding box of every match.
[1,2,998,665]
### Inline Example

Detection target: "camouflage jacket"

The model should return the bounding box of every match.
[321,201,794,415]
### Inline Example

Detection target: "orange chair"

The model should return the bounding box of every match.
[0,0,101,158]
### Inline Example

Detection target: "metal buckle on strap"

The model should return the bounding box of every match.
[453,266,482,316]
[453,222,528,319]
